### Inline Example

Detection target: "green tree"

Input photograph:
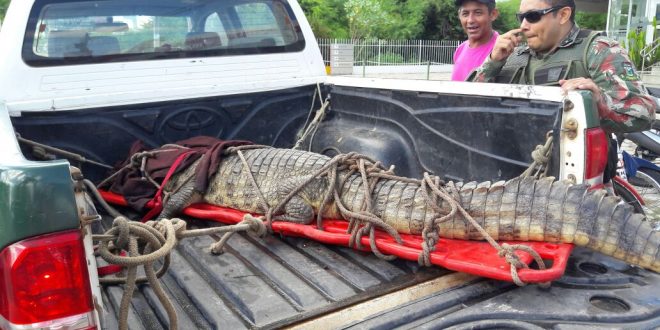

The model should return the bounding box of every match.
[300,0,427,39]
[345,0,391,39]
[299,0,349,38]
[575,12,607,30]
[0,0,9,21]
[419,0,463,40]
[375,0,426,39]
[492,0,521,33]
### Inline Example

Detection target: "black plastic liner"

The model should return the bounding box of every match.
[345,248,660,330]
[307,85,562,183]
[11,85,322,182]
[96,214,660,329]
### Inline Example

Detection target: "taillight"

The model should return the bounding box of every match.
[584,127,609,187]
[0,230,96,329]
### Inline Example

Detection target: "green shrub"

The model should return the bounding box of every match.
[626,18,660,71]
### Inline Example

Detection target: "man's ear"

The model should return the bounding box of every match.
[559,7,572,24]
[490,8,500,21]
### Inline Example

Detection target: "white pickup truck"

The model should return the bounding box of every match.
[0,0,658,329]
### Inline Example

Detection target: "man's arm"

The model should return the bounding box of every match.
[468,29,522,82]
[467,56,506,82]
[562,37,657,133]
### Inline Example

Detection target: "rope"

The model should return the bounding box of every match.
[96,217,179,330]
[293,99,330,151]
[224,147,547,285]
[293,83,330,151]
[499,243,550,287]
[451,206,549,287]
[96,145,190,189]
[520,131,554,179]
[229,147,405,259]
[417,176,460,266]
[93,211,266,330]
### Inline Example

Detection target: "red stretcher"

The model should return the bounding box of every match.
[99,190,573,284]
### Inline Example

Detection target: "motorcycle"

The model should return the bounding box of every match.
[614,90,660,230]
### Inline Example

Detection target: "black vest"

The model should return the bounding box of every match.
[493,29,604,86]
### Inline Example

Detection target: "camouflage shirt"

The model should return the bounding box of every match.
[470,24,658,133]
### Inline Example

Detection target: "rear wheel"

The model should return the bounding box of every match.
[613,177,644,214]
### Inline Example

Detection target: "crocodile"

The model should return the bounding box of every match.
[159,147,660,273]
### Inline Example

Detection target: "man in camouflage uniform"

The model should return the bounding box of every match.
[468,0,657,133]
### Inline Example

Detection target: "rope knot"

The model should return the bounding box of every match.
[162,218,188,239]
[531,145,550,163]
[241,214,268,237]
[498,243,526,269]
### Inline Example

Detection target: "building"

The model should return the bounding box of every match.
[569,0,657,44]
[604,0,659,44]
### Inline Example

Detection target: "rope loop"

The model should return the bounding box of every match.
[93,215,266,330]
[497,243,550,287]
[95,217,178,330]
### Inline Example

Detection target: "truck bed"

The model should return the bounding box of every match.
[95,214,660,329]
[12,83,660,328]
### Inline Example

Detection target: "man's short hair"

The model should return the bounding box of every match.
[455,0,496,12]
[542,0,576,22]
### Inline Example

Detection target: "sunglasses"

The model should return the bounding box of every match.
[516,6,564,23]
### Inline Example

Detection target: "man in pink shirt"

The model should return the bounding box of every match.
[451,0,500,81]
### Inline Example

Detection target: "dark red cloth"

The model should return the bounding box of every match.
[107,136,252,211]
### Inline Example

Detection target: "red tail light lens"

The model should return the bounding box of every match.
[584,127,609,186]
[0,230,94,326]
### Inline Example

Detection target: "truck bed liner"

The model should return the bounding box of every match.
[345,248,660,329]
[95,216,446,329]
[96,215,660,329]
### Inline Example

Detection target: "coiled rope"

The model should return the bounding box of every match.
[91,200,266,330]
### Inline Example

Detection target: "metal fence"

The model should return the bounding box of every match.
[317,38,460,66]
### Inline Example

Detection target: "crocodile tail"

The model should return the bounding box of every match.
[437,177,659,273]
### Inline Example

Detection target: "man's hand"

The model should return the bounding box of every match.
[559,77,611,115]
[490,28,522,62]
[558,77,603,104]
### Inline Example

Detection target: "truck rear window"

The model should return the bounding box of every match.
[22,0,305,66]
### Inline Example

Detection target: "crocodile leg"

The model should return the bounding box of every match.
[269,175,316,224]
[158,178,200,220]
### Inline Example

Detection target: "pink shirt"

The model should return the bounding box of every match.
[451,31,499,81]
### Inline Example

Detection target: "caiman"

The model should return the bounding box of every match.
[160,147,660,273]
